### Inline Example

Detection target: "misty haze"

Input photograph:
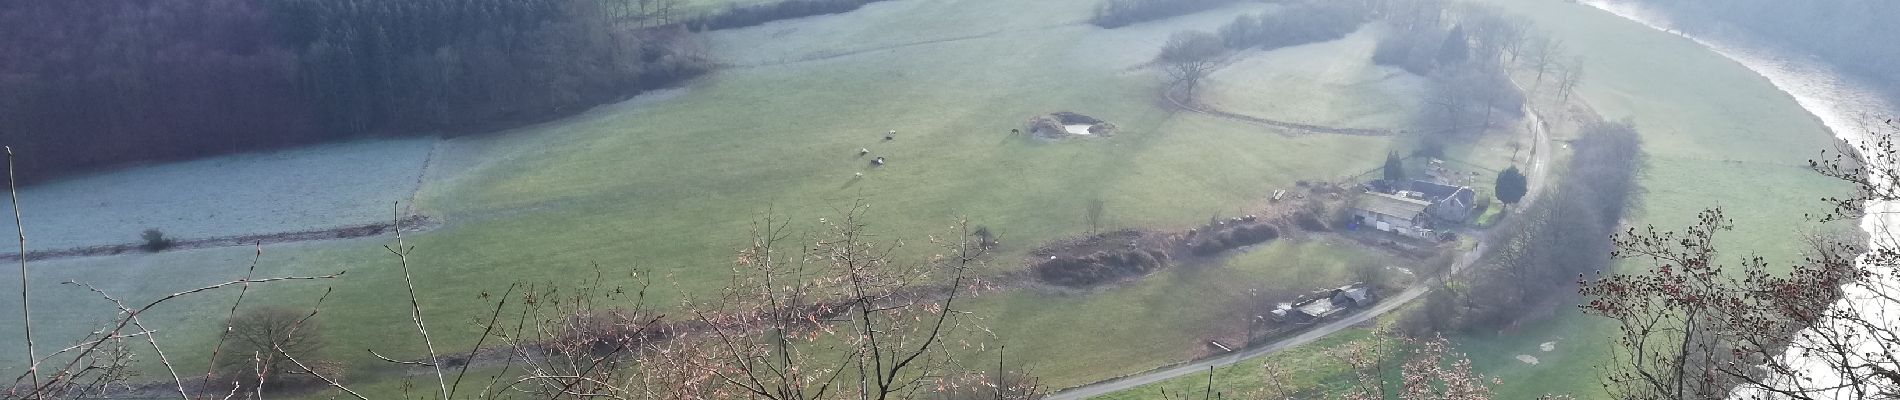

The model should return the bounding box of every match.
[1,0,1896,398]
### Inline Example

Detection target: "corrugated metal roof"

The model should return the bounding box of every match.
[1357,192,1430,219]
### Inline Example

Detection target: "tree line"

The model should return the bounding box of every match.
[0,0,712,182]
[1372,0,1544,142]
[683,0,896,31]
[1406,120,1643,335]
[1152,0,1380,102]
[1090,0,1244,29]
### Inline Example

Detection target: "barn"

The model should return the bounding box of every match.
[1351,192,1431,238]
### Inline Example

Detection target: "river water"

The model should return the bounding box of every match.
[1581,1,1898,397]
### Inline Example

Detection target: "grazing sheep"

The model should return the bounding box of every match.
[859,148,869,156]
[872,157,886,166]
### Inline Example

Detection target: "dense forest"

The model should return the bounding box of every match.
[0,0,711,181]
[1638,0,1900,97]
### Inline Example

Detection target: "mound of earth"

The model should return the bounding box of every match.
[1185,217,1279,256]
[1031,230,1171,287]
[1031,215,1286,288]
[1027,111,1117,139]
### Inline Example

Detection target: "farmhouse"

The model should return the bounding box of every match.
[1406,180,1477,223]
[1351,192,1432,237]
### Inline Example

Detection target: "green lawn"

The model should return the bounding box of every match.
[975,235,1401,388]
[2,0,1843,396]
[1452,0,1849,398]
[1108,0,1852,396]
[1201,23,1429,131]
[0,0,1424,393]
[1094,328,1385,399]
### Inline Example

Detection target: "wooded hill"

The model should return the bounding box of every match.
[0,0,712,181]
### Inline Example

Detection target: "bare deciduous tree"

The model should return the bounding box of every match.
[1582,122,1900,399]
[218,306,327,388]
[1339,333,1500,400]
[1156,31,1228,103]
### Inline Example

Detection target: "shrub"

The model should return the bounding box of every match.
[1214,2,1373,51]
[1188,224,1278,256]
[217,306,325,389]
[1033,249,1169,287]
[1293,212,1329,231]
[140,228,174,252]
[558,308,665,357]
[973,225,997,249]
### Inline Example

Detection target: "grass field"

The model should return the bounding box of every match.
[1450,0,1849,398]
[1105,0,1852,396]
[1201,23,1429,131]
[976,235,1402,388]
[0,0,1846,396]
[1095,327,1385,399]
[1,139,434,251]
[0,0,1434,393]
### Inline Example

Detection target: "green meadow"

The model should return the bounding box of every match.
[0,0,1436,393]
[3,0,1839,396]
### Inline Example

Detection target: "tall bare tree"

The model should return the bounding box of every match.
[218,306,328,388]
[1156,31,1228,103]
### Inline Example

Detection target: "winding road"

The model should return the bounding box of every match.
[1047,80,1555,400]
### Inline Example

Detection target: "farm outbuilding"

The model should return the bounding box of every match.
[1269,283,1376,323]
[1350,192,1431,238]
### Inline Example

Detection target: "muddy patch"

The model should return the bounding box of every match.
[1027,112,1117,139]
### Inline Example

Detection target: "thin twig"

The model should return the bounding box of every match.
[61,281,188,399]
[24,272,343,390]
[386,202,449,400]
[368,349,434,367]
[203,243,265,391]
[448,283,517,399]
[6,146,39,391]
[277,348,370,400]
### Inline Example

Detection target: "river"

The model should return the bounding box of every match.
[1580,1,1899,397]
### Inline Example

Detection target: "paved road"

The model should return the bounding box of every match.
[1046,84,1557,400]
[1516,88,1555,210]
[1046,244,1485,399]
